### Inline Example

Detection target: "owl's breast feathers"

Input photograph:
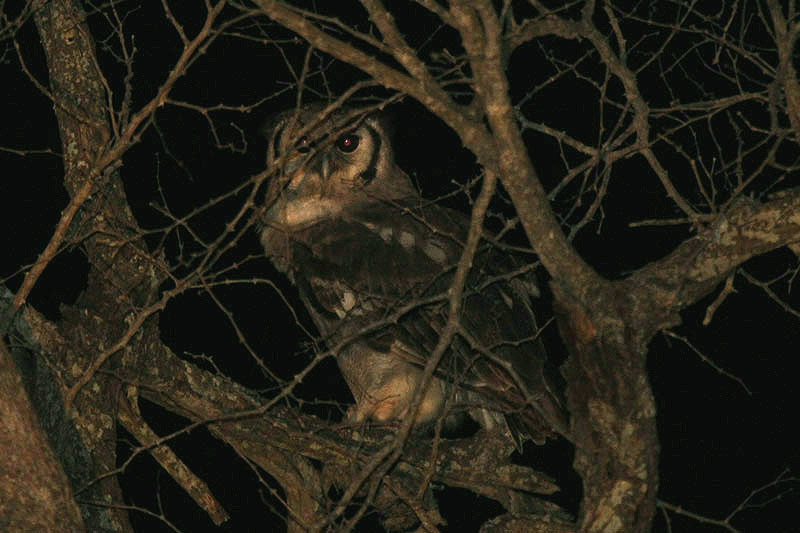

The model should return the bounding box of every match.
[262,198,567,442]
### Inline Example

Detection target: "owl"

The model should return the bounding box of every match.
[259,103,566,445]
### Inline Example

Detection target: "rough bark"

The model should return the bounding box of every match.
[0,337,84,532]
[20,1,157,529]
[556,289,659,532]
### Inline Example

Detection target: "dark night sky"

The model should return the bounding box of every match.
[1,2,799,532]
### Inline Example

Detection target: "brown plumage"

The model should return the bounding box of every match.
[259,104,566,445]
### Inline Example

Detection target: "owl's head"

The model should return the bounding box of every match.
[261,104,416,231]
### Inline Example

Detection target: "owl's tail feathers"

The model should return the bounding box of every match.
[459,388,569,451]
[505,390,570,452]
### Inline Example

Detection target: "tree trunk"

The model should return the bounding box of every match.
[556,287,659,532]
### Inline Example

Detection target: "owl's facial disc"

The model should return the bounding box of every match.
[262,107,416,232]
[265,122,373,228]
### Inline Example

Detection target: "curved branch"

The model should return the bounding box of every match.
[629,190,800,328]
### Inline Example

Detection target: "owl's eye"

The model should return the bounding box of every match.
[295,136,311,154]
[336,134,360,153]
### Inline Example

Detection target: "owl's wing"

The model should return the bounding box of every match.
[286,199,566,443]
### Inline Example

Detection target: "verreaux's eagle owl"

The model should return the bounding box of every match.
[259,104,566,445]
